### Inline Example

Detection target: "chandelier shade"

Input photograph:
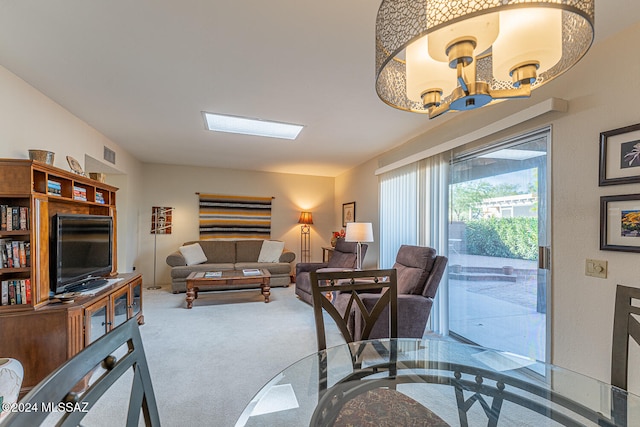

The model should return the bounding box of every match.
[375,0,595,118]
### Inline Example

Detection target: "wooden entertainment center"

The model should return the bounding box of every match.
[0,159,144,395]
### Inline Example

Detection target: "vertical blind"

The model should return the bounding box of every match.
[378,153,450,334]
[378,163,419,268]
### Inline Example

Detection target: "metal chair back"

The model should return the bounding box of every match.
[2,317,160,427]
[310,268,397,351]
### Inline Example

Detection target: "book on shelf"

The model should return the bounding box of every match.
[4,241,12,268]
[25,278,31,304]
[73,186,87,201]
[203,271,223,278]
[0,239,8,268]
[12,241,20,268]
[1,280,8,305]
[18,241,26,267]
[0,280,30,306]
[0,239,30,268]
[7,280,14,305]
[0,205,30,231]
[12,207,19,230]
[95,192,105,204]
[19,206,29,230]
[242,269,262,276]
[47,179,62,196]
[19,280,26,304]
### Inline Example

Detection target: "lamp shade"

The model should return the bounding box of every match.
[375,0,595,116]
[298,211,313,225]
[345,222,374,243]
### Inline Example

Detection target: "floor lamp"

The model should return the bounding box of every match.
[298,211,313,263]
[151,206,174,290]
[345,222,373,270]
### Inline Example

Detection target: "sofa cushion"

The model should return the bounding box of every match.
[394,246,436,295]
[258,240,285,262]
[393,263,426,294]
[190,240,236,263]
[328,251,356,268]
[236,240,263,262]
[179,243,208,266]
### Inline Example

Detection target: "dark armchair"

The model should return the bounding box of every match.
[334,244,447,340]
[294,238,367,305]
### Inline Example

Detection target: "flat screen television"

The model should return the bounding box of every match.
[50,214,113,294]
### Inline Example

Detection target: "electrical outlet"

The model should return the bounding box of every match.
[585,259,607,278]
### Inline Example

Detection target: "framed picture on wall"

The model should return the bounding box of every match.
[599,123,640,186]
[600,194,640,252]
[342,202,355,227]
[151,206,173,234]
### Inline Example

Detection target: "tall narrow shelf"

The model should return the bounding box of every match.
[0,159,141,395]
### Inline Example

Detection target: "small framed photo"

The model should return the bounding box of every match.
[342,202,355,227]
[599,123,640,186]
[600,194,640,252]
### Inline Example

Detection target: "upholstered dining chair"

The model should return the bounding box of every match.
[2,317,160,427]
[295,238,367,305]
[309,268,449,426]
[333,244,447,340]
[611,284,640,425]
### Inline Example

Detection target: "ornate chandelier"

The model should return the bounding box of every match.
[375,1,595,118]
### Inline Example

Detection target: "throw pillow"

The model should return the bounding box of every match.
[258,240,285,263]
[179,243,208,266]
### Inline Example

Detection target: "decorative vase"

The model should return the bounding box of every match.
[0,358,23,420]
[330,236,338,247]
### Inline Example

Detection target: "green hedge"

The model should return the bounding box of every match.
[464,217,538,260]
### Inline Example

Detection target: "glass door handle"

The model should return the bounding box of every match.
[538,246,551,270]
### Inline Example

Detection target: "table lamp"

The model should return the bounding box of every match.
[345,222,373,270]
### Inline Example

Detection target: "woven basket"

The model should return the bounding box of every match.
[89,173,106,183]
[28,150,55,165]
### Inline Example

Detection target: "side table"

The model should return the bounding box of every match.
[321,246,334,263]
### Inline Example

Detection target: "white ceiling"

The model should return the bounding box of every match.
[0,1,636,177]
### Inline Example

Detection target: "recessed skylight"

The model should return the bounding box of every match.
[202,112,304,140]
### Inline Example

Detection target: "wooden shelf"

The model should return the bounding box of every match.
[0,158,141,397]
[0,159,117,207]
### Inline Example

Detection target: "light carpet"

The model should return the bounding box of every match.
[82,284,346,426]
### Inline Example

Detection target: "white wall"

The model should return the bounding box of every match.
[336,22,640,391]
[334,158,380,270]
[0,65,143,275]
[136,163,335,287]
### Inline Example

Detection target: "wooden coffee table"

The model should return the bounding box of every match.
[185,269,271,309]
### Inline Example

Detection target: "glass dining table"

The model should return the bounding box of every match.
[236,338,639,427]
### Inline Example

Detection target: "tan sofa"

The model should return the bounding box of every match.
[166,240,295,293]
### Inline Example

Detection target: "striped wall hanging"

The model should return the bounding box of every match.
[198,193,273,240]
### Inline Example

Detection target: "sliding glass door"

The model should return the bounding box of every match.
[448,130,550,362]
